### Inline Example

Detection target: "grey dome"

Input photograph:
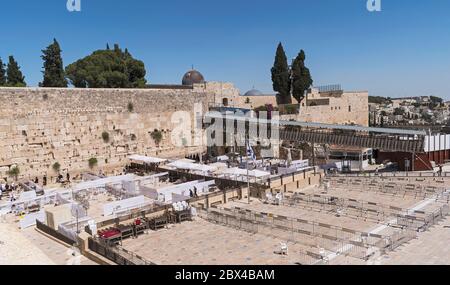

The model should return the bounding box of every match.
[244,89,263,96]
[182,69,205,85]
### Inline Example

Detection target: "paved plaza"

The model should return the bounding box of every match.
[121,218,319,265]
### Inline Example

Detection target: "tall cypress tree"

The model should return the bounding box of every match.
[292,50,313,103]
[271,43,292,105]
[6,56,26,87]
[41,39,68,87]
[0,58,6,86]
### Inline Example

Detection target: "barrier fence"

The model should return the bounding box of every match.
[88,237,155,265]
[327,172,450,178]
[326,176,450,202]
[36,220,77,246]
[281,193,450,232]
[202,206,416,262]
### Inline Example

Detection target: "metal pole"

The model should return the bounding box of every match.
[246,136,251,204]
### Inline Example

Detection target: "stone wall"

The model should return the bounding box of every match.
[286,89,369,126]
[0,87,212,181]
[238,95,278,109]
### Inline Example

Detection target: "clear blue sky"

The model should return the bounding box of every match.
[1,0,449,99]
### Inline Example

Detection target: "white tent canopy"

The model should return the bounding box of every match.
[72,174,135,192]
[221,167,270,180]
[167,160,217,174]
[128,155,167,164]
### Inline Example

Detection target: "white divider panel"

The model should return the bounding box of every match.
[19,210,45,229]
[103,195,146,216]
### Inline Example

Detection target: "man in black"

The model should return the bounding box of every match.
[193,186,198,198]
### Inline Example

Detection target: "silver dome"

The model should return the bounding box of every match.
[244,89,264,96]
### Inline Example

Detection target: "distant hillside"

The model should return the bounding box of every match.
[369,96,391,104]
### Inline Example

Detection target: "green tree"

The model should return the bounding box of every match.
[6,56,26,87]
[292,50,313,103]
[0,57,6,86]
[271,43,291,105]
[393,108,405,116]
[40,39,68,87]
[88,157,98,169]
[151,129,163,146]
[52,162,61,173]
[66,44,147,88]
[7,166,20,181]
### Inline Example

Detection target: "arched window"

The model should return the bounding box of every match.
[222,98,229,106]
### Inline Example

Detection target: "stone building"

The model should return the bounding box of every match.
[238,86,369,127]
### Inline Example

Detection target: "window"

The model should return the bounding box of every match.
[348,106,352,112]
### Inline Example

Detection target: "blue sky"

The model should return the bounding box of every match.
[0,0,449,99]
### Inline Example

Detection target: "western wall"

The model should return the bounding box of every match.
[0,85,230,182]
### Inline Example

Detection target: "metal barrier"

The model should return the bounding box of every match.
[326,176,449,201]
[88,237,155,265]
[36,220,76,246]
[282,193,448,232]
[203,207,393,261]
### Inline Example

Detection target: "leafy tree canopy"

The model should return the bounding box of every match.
[40,39,68,87]
[6,56,26,87]
[292,50,313,103]
[0,57,6,86]
[271,43,292,105]
[66,44,147,88]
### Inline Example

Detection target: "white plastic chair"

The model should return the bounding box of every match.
[280,242,288,255]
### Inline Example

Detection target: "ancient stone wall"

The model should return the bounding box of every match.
[0,87,211,181]
[297,90,369,126]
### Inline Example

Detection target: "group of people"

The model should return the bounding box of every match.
[0,179,17,201]
[189,186,199,198]
[56,172,71,184]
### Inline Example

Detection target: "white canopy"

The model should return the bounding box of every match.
[128,154,167,164]
[72,174,135,191]
[221,167,270,178]
[167,160,217,173]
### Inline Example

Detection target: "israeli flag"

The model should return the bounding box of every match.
[246,142,256,162]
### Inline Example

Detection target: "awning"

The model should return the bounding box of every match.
[128,155,168,164]
[167,160,217,173]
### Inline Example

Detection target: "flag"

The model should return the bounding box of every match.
[246,142,256,162]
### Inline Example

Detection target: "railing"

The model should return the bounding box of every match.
[327,171,450,178]
[88,237,155,265]
[202,206,415,261]
[36,220,77,246]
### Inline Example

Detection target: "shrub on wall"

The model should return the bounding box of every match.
[88,158,98,169]
[52,162,61,173]
[127,102,134,112]
[7,166,20,181]
[150,129,163,146]
[101,131,110,143]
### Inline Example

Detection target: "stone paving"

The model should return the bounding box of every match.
[379,217,450,265]
[21,227,97,265]
[0,223,55,265]
[121,218,320,265]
